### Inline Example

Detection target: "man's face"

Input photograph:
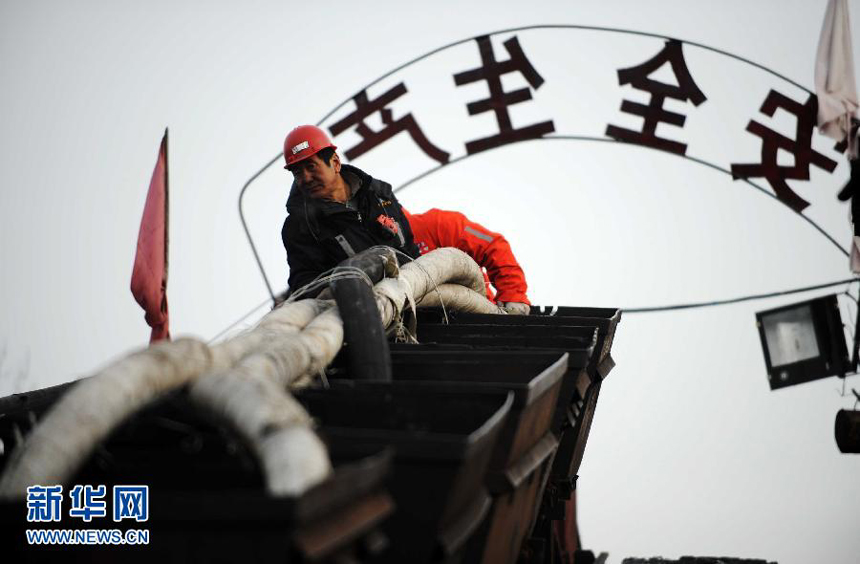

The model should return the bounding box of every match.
[289,152,341,200]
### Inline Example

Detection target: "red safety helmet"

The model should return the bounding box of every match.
[283,125,337,168]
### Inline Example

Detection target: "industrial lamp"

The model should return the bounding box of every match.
[755,294,851,391]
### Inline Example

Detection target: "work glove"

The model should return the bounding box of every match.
[500,301,530,315]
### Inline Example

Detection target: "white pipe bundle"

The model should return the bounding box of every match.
[0,298,332,496]
[0,247,496,498]
[374,247,491,323]
[415,283,503,314]
[0,337,226,496]
[189,306,344,495]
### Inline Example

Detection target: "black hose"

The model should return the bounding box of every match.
[329,247,395,382]
[0,381,76,418]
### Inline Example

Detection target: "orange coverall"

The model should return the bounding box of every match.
[403,208,529,305]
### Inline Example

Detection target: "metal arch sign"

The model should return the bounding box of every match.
[240,25,852,300]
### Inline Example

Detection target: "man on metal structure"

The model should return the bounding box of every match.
[404,208,531,315]
[281,125,418,295]
[281,125,531,315]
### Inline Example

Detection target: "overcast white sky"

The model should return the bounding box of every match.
[2,1,859,562]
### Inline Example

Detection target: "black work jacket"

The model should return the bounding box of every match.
[282,164,419,293]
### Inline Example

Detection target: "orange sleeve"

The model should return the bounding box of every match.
[417,208,529,304]
[403,208,434,255]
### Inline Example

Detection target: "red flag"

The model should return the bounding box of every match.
[131,129,170,342]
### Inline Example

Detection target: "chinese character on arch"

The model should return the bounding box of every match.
[328,83,450,165]
[453,35,555,155]
[606,39,707,155]
[731,91,838,213]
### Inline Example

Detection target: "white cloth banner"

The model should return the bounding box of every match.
[815,0,860,272]
[816,0,858,146]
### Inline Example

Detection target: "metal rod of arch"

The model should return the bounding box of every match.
[238,24,826,303]
[239,153,282,305]
[392,135,851,258]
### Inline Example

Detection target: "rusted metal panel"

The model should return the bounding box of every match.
[465,433,559,564]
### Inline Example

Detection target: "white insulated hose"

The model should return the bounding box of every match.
[0,248,497,498]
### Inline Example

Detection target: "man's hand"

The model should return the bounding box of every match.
[500,301,530,315]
